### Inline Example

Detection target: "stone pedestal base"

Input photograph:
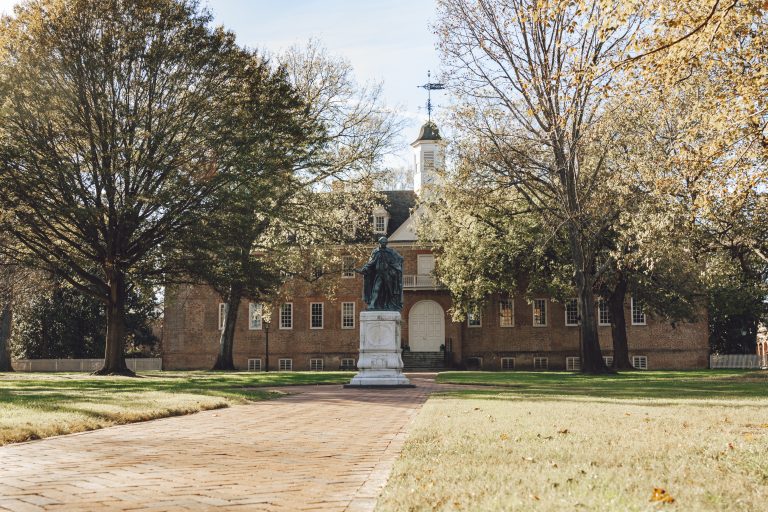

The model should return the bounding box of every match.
[345,311,412,388]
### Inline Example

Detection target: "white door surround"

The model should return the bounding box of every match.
[408,300,445,352]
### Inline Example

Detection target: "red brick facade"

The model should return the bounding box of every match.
[162,243,709,371]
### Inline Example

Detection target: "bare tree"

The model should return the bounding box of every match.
[195,41,401,370]
[435,0,642,372]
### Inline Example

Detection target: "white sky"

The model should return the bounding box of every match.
[0,0,444,169]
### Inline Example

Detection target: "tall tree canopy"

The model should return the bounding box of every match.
[177,41,399,370]
[0,0,249,374]
[435,0,644,372]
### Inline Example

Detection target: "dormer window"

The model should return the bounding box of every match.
[374,215,386,234]
[372,206,390,235]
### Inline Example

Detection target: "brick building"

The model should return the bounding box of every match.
[162,122,709,371]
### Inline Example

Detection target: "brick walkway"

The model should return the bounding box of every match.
[0,375,448,512]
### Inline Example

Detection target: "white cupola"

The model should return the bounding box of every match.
[411,121,444,196]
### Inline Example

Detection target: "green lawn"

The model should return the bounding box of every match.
[0,371,353,446]
[379,370,768,511]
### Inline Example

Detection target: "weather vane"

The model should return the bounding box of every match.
[417,70,445,123]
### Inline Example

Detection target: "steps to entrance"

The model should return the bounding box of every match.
[402,351,446,372]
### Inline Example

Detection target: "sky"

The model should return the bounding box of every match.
[0,0,443,169]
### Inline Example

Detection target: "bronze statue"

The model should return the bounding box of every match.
[356,236,404,312]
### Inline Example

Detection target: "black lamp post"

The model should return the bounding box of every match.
[264,320,270,373]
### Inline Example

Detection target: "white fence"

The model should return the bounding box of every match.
[709,354,763,369]
[12,358,162,372]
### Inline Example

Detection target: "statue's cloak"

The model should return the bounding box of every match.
[360,246,404,311]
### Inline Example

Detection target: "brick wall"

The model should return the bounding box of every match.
[162,244,709,370]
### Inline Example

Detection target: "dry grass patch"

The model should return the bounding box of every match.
[378,392,768,511]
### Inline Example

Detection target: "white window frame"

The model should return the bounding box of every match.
[468,309,482,328]
[309,358,324,371]
[278,358,293,371]
[499,299,514,327]
[565,298,579,327]
[533,357,549,370]
[341,302,356,329]
[218,303,228,331]
[248,303,263,330]
[603,356,614,367]
[501,357,515,370]
[598,299,611,326]
[566,357,581,371]
[533,299,547,327]
[632,355,648,370]
[343,219,357,239]
[341,256,355,278]
[631,297,646,325]
[340,358,356,370]
[279,303,293,330]
[247,358,262,372]
[374,215,386,234]
[310,302,324,330]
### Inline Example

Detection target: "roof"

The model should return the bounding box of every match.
[412,121,442,144]
[381,190,417,236]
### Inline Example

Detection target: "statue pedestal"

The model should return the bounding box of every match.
[345,311,413,388]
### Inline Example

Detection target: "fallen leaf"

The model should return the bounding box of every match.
[650,487,675,504]
[500,433,509,441]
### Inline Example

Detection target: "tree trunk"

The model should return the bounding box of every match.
[212,283,243,371]
[0,301,14,372]
[94,269,133,376]
[557,146,608,374]
[609,272,633,370]
[575,272,608,373]
[566,225,608,374]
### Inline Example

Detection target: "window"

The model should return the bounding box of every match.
[468,308,482,327]
[278,358,293,371]
[310,302,324,329]
[632,355,648,370]
[279,303,293,329]
[247,358,262,372]
[499,299,514,327]
[340,358,356,370]
[501,357,515,370]
[534,357,549,370]
[374,215,386,234]
[603,356,614,367]
[631,296,646,325]
[310,358,324,371]
[218,303,228,331]
[342,256,355,278]
[341,302,355,329]
[248,303,263,330]
[566,357,581,371]
[343,219,357,238]
[533,299,547,326]
[598,299,611,326]
[565,298,579,326]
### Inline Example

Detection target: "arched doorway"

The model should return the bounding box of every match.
[408,300,445,352]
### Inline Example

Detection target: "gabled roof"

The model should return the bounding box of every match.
[381,190,417,236]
